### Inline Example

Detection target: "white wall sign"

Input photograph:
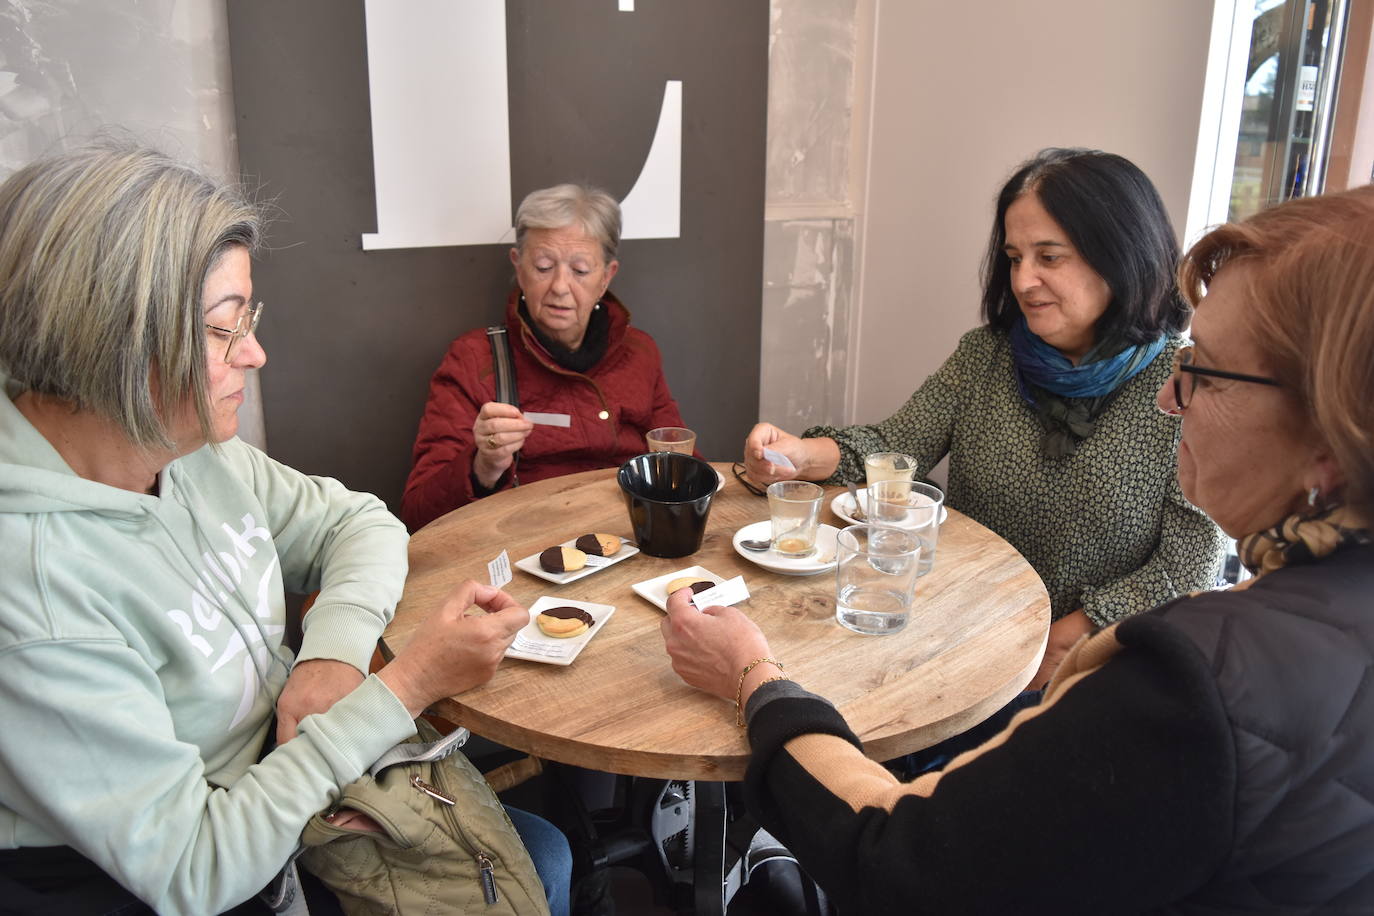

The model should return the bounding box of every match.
[621,80,682,240]
[361,0,680,250]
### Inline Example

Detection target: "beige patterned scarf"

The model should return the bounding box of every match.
[1235,504,1372,587]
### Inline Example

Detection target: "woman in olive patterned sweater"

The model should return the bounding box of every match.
[745,149,1226,687]
[679,186,1374,915]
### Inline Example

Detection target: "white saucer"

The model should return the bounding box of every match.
[830,491,949,527]
[631,565,727,612]
[731,521,840,576]
[505,597,615,666]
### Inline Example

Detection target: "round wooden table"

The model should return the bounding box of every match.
[382,463,1050,781]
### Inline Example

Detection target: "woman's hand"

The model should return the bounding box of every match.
[472,402,535,488]
[1026,608,1095,690]
[378,580,529,718]
[742,423,840,486]
[275,658,365,745]
[660,588,772,702]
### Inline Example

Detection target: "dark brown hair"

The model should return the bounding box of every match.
[981,148,1189,355]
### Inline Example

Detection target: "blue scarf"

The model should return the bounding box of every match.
[1009,317,1167,456]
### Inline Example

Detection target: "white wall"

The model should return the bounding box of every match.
[850,0,1216,424]
[759,0,871,432]
[0,1,235,179]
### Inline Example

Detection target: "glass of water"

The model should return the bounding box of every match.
[834,524,922,635]
[865,479,944,576]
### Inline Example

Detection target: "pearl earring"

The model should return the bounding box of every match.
[1308,486,1321,508]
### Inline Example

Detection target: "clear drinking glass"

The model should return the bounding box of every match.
[864,452,917,487]
[834,524,922,635]
[766,480,824,558]
[646,427,697,454]
[866,479,944,576]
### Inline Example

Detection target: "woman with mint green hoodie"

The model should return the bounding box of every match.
[0,145,569,915]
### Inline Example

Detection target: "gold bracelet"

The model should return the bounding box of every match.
[735,657,785,727]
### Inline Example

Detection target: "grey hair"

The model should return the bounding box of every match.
[0,143,261,449]
[514,184,622,263]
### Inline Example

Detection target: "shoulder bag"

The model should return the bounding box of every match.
[299,719,550,915]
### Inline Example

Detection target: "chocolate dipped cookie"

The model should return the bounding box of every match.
[574,533,622,557]
[539,546,587,574]
[536,605,595,638]
[665,576,716,596]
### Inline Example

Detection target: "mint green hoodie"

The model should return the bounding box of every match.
[0,370,416,913]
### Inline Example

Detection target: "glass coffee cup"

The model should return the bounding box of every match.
[766,481,824,558]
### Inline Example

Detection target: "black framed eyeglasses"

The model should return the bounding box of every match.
[731,462,767,497]
[1168,344,1281,411]
[205,301,264,364]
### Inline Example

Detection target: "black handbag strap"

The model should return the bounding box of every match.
[484,326,521,488]
[486,327,520,408]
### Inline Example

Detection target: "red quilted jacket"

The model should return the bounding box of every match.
[400,290,687,530]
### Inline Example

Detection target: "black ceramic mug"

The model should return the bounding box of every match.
[617,453,718,558]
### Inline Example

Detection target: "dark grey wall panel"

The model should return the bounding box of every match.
[226,0,766,512]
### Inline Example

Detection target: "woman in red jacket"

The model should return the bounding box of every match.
[402,184,688,530]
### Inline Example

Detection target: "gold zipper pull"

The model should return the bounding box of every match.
[410,774,455,806]
[477,852,498,904]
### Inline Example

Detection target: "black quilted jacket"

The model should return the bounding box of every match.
[741,545,1374,915]
[1150,544,1374,913]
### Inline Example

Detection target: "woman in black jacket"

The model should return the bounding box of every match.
[661,187,1374,913]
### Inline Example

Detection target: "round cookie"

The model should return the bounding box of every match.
[536,606,595,638]
[575,533,622,557]
[539,546,587,574]
[665,576,715,596]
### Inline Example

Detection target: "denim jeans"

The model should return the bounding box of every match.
[506,805,572,916]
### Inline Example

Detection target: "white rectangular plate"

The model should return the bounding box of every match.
[514,538,640,585]
[630,565,727,612]
[504,596,616,666]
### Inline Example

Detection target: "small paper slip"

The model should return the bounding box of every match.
[525,412,571,427]
[691,575,750,609]
[762,447,795,471]
[582,554,614,568]
[508,634,577,660]
[487,550,512,589]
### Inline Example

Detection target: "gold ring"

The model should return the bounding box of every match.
[486,435,498,450]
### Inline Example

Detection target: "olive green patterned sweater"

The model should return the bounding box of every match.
[805,326,1227,625]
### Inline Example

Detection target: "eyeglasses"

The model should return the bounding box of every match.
[205,301,264,364]
[731,462,767,497]
[1166,344,1281,412]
